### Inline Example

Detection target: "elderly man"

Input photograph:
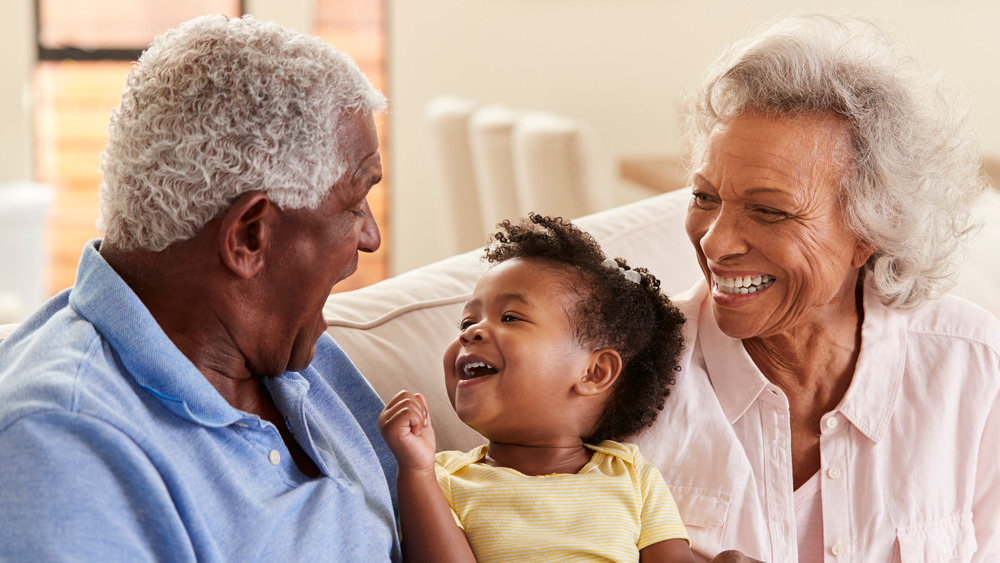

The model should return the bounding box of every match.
[0,15,399,561]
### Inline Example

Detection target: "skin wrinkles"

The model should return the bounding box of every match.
[101,111,382,411]
[100,111,382,479]
[688,112,869,343]
[248,111,383,377]
[686,111,875,488]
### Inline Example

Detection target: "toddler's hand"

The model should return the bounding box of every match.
[378,391,437,470]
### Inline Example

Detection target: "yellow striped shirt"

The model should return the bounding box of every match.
[434,440,689,562]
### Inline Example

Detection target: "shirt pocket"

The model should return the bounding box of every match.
[670,485,731,556]
[896,512,977,562]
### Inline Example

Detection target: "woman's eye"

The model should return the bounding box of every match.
[691,191,717,208]
[756,207,790,221]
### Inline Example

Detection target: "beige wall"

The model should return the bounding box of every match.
[5,1,997,275]
[388,0,1000,273]
[0,0,35,182]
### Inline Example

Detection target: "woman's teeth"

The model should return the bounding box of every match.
[714,274,776,295]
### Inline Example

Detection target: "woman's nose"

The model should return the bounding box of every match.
[699,207,749,260]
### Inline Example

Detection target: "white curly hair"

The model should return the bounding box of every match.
[99,14,386,251]
[684,14,989,310]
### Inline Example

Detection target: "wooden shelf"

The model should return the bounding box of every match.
[618,155,688,193]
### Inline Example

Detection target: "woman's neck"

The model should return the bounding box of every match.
[743,283,865,396]
[742,284,866,490]
[483,440,594,476]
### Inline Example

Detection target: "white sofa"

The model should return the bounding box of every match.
[2,188,999,452]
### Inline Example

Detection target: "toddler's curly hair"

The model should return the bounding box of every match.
[484,214,686,443]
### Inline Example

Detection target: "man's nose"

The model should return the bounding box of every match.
[358,199,381,253]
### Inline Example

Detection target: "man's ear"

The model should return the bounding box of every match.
[218,191,275,279]
[574,349,622,397]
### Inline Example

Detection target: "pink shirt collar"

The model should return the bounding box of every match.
[697,281,906,443]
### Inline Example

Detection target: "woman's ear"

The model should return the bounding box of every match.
[852,239,877,269]
[574,349,622,397]
[218,191,274,279]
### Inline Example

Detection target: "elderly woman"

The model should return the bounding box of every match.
[635,14,1000,562]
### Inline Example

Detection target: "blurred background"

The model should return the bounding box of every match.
[2,0,998,323]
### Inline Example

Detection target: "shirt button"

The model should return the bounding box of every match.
[831,543,845,556]
[825,416,839,430]
[827,467,842,480]
[941,541,949,555]
[268,450,281,465]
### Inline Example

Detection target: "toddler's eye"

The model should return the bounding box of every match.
[458,319,475,330]
[501,314,520,323]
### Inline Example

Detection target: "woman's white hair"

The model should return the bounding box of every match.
[685,14,989,309]
[99,14,386,251]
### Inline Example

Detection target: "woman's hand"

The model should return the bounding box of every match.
[378,391,437,470]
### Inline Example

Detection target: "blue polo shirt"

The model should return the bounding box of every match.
[0,241,400,561]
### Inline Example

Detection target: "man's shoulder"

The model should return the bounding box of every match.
[0,299,134,432]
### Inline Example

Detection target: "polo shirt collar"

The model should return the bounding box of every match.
[69,240,244,428]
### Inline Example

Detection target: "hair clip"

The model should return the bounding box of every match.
[601,258,641,284]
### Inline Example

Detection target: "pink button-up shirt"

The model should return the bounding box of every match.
[635,281,1000,562]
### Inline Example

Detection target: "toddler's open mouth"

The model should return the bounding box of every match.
[460,360,498,380]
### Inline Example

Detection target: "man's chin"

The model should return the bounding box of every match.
[330,261,359,290]
[286,346,318,373]
[281,316,327,372]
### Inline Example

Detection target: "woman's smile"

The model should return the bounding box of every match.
[712,273,777,295]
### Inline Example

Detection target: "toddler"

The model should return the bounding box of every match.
[379,214,694,563]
